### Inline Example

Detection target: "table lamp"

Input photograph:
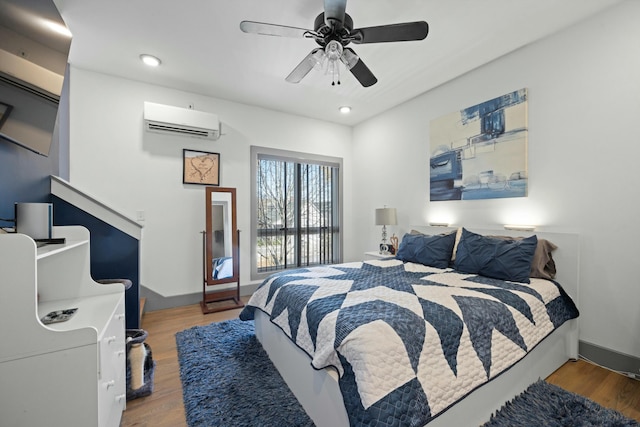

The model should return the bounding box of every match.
[375,207,397,255]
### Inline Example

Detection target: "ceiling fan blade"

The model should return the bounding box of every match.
[324,0,347,28]
[285,48,325,83]
[240,21,311,38]
[341,48,377,87]
[352,21,429,44]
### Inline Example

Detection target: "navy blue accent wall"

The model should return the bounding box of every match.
[52,196,140,329]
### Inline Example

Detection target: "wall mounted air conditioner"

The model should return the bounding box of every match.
[0,49,63,102]
[143,101,221,140]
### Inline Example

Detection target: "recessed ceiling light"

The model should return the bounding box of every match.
[339,106,351,114]
[140,54,161,67]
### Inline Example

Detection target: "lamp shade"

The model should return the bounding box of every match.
[375,208,397,226]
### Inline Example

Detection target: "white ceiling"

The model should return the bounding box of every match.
[50,0,622,126]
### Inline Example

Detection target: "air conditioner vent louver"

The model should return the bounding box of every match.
[146,123,212,138]
[0,74,59,104]
[143,101,221,140]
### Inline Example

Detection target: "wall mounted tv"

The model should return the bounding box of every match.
[0,0,71,157]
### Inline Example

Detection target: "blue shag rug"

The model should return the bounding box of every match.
[177,319,638,427]
[175,319,314,427]
[483,379,639,427]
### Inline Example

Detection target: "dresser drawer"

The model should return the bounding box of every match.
[99,299,125,379]
[98,371,126,427]
[98,297,126,427]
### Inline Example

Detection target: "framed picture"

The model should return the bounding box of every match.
[429,88,528,201]
[0,101,13,130]
[183,149,220,186]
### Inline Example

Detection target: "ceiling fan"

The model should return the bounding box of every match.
[240,0,429,87]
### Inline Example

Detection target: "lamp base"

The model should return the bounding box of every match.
[379,224,390,255]
[379,243,390,255]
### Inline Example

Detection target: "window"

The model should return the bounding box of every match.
[251,146,342,280]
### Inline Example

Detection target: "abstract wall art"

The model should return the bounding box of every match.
[429,88,528,201]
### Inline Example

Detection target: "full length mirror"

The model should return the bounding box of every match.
[209,193,233,280]
[202,187,242,313]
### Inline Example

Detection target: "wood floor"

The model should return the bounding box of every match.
[121,301,640,426]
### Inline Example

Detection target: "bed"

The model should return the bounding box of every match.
[240,227,580,426]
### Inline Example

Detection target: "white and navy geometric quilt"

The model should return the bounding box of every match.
[240,258,579,427]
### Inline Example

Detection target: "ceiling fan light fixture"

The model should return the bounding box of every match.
[311,49,326,71]
[340,48,359,70]
[326,57,340,81]
[324,41,343,85]
[325,40,343,61]
[140,54,161,67]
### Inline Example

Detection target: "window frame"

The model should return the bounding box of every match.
[250,146,343,282]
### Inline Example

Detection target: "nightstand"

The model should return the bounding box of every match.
[364,251,395,260]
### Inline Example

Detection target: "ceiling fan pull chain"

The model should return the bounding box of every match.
[330,64,340,86]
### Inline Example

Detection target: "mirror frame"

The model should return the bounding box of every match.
[202,187,243,313]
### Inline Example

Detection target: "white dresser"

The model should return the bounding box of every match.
[0,226,126,427]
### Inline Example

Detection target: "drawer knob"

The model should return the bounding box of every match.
[106,336,117,344]
[104,380,115,389]
[116,313,125,321]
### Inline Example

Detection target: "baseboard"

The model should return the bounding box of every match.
[579,340,640,377]
[140,282,261,312]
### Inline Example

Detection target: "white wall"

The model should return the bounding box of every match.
[67,68,353,298]
[352,1,640,359]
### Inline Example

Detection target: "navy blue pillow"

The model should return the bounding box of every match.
[454,228,537,283]
[396,232,457,268]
